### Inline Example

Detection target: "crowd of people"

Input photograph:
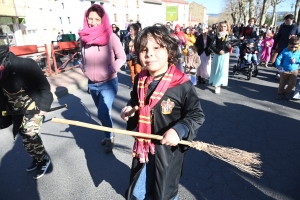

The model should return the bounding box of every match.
[1,3,299,200]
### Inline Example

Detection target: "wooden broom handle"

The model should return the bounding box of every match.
[51,118,192,146]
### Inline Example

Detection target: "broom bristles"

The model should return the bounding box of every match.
[190,141,263,178]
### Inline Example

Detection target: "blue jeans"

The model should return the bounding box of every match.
[132,154,178,200]
[257,46,262,60]
[246,53,257,64]
[88,77,118,140]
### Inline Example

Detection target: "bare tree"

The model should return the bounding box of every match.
[295,0,300,25]
[255,0,264,23]
[238,0,248,24]
[249,0,255,18]
[229,0,239,24]
[259,0,272,25]
[271,0,285,27]
[222,0,241,24]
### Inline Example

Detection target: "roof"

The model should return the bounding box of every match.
[162,0,189,5]
[143,0,163,4]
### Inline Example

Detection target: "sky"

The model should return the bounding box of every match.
[188,0,296,14]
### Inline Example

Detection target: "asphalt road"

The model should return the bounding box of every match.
[1,55,300,200]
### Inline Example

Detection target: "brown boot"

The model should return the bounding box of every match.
[104,139,114,153]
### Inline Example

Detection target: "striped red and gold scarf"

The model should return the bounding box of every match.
[133,65,189,163]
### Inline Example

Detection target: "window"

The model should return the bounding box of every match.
[59,17,62,24]
[68,17,70,24]
[137,14,140,22]
[126,14,129,22]
[27,30,37,34]
[136,0,139,8]
[114,14,117,22]
[125,0,128,8]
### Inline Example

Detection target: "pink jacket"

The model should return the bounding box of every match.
[81,33,126,83]
[260,37,274,62]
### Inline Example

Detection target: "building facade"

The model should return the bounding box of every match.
[101,0,165,29]
[0,0,191,46]
[189,1,208,26]
[0,0,19,45]
[163,0,189,28]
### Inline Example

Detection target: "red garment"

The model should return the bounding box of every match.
[133,65,189,163]
[172,24,187,45]
[78,4,113,46]
[241,26,254,37]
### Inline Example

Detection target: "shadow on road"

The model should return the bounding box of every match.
[57,90,130,197]
[0,135,40,199]
[180,99,300,200]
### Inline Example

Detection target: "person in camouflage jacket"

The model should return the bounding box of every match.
[0,45,53,179]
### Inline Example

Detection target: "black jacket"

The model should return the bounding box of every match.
[0,88,12,129]
[0,49,53,135]
[124,35,132,55]
[125,75,205,200]
[124,36,138,63]
[273,23,300,51]
[233,26,240,37]
[194,34,213,56]
[210,34,239,55]
[0,53,53,111]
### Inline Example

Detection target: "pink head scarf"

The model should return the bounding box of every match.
[78,4,112,46]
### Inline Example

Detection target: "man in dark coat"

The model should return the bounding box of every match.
[272,14,300,55]
[0,45,53,179]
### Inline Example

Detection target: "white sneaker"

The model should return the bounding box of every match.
[215,86,221,94]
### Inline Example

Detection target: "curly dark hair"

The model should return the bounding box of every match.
[134,23,179,65]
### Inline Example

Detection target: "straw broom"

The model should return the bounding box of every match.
[51,117,262,178]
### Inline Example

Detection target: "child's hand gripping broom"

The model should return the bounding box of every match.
[51,117,262,178]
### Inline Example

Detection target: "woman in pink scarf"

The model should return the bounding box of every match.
[78,4,126,153]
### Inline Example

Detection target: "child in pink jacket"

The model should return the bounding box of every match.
[260,30,274,67]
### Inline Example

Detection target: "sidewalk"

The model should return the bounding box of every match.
[47,68,88,99]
